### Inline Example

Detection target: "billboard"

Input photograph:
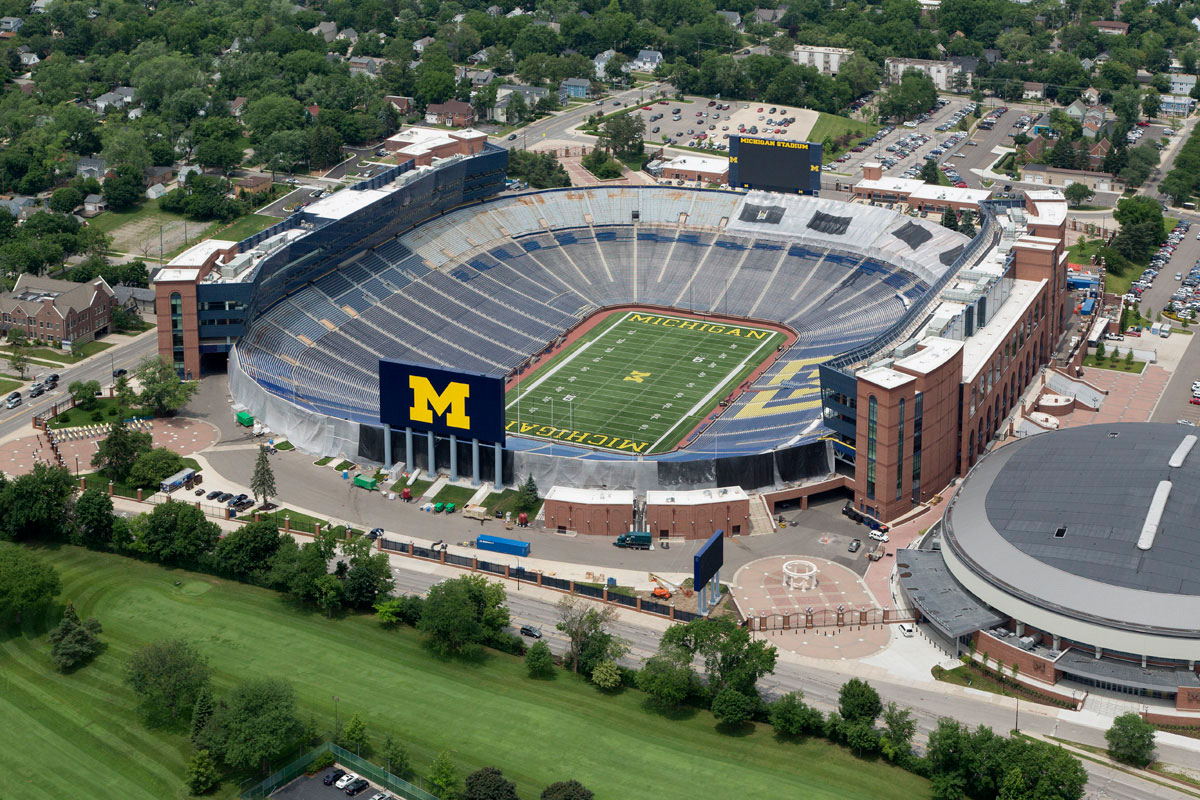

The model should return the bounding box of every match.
[693,530,724,589]
[728,136,822,195]
[379,360,506,444]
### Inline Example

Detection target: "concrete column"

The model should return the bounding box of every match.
[1015,621,1026,637]
[405,427,414,472]
[1095,646,1103,660]
[471,439,480,486]
[1052,635,1061,650]
[427,431,436,476]
[383,425,392,469]
[493,442,502,490]
[1141,654,1147,668]
[449,434,458,482]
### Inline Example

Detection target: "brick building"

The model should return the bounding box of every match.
[382,127,488,166]
[424,100,475,127]
[543,487,635,536]
[645,487,750,539]
[0,274,117,346]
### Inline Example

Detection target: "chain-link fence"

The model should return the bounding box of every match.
[240,742,441,800]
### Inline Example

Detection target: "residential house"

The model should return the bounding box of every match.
[949,55,980,77]
[1161,94,1198,116]
[505,7,525,17]
[229,96,248,117]
[383,95,413,115]
[1030,113,1054,136]
[1022,81,1045,100]
[451,13,465,23]
[487,5,502,15]
[1064,98,1088,123]
[716,10,742,29]
[305,103,320,120]
[0,274,118,345]
[113,284,155,314]
[469,69,495,87]
[93,91,126,113]
[309,20,337,42]
[630,49,664,72]
[1080,57,1095,72]
[82,193,107,216]
[982,48,1001,65]
[467,49,488,65]
[234,175,271,196]
[424,100,474,127]
[144,165,174,187]
[1021,134,1046,159]
[1081,107,1109,139]
[791,45,854,75]
[491,84,549,123]
[917,0,940,12]
[337,27,357,44]
[177,165,202,183]
[1193,16,1200,32]
[348,56,380,77]
[559,77,591,101]
[29,0,53,13]
[1168,73,1197,96]
[145,183,167,200]
[753,8,786,25]
[594,49,629,79]
[1081,86,1101,105]
[413,36,434,54]
[883,57,965,92]
[18,50,39,66]
[1087,138,1111,170]
[0,195,35,217]
[1091,20,1129,35]
[75,157,106,180]
[0,16,23,31]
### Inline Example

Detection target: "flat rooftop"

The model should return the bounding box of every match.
[305,187,394,221]
[858,366,916,390]
[645,486,748,505]
[664,155,729,173]
[893,336,962,375]
[167,238,236,268]
[960,277,1045,384]
[544,486,635,505]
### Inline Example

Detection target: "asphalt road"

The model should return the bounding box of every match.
[0,329,159,443]
[383,557,1193,800]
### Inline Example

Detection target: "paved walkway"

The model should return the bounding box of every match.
[3,418,219,477]
[1059,365,1171,427]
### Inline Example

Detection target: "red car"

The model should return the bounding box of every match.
[642,105,652,110]
[757,107,763,112]
[708,100,716,106]
[1126,328,1141,336]
[658,99,669,105]
[1191,398,1200,405]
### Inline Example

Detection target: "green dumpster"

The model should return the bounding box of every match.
[353,475,377,490]
[236,411,254,427]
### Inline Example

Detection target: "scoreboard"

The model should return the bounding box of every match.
[728,136,822,195]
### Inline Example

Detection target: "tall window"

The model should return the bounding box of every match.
[866,395,877,500]
[170,292,185,376]
[896,398,905,501]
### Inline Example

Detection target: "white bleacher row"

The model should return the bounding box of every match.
[237,188,936,453]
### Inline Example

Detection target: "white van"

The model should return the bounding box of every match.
[897,623,914,637]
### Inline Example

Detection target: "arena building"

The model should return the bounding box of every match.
[899,423,1200,709]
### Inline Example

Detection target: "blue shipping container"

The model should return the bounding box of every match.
[476,534,531,557]
[1081,298,1095,316]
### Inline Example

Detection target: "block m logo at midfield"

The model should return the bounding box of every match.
[379,360,506,444]
[409,375,471,430]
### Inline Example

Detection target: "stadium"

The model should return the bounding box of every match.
[216,171,975,490]
[899,423,1200,709]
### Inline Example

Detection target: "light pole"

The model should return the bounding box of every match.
[332,695,340,735]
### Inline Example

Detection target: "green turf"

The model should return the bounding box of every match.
[0,546,929,800]
[47,398,151,429]
[432,484,477,506]
[808,113,879,163]
[210,213,279,242]
[506,310,783,455]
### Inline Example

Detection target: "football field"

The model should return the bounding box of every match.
[505,310,785,455]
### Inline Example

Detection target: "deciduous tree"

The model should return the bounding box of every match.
[541,780,594,800]
[210,678,303,772]
[91,420,153,481]
[838,678,882,724]
[1106,712,1157,767]
[212,519,287,581]
[636,646,695,709]
[428,750,460,800]
[462,766,519,800]
[134,500,220,566]
[135,355,199,414]
[525,639,555,678]
[710,687,755,727]
[74,488,114,549]
[124,638,210,722]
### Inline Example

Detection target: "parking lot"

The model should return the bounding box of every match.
[273,770,391,800]
[612,96,821,155]
[825,96,974,177]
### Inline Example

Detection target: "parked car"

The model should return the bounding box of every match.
[848,539,862,553]
[868,530,889,543]
[336,773,360,789]
[367,528,384,540]
[5,394,20,409]
[206,490,223,500]
[29,385,44,398]
[324,770,347,786]
[217,492,234,503]
[346,779,371,796]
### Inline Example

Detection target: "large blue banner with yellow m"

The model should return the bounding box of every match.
[379,360,506,445]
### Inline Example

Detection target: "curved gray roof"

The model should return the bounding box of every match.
[945,423,1200,637]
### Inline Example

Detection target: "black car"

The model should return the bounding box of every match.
[367,528,384,540]
[227,493,249,506]
[519,625,542,639]
[206,490,222,500]
[29,385,45,398]
[323,769,346,786]
[345,778,370,796]
[217,492,234,503]
[112,368,128,378]
[45,373,59,385]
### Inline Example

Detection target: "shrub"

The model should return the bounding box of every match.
[58,412,70,424]
[108,407,118,416]
[591,659,621,690]
[525,640,555,679]
[90,410,104,422]
[310,751,336,772]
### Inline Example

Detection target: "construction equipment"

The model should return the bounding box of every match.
[650,572,692,599]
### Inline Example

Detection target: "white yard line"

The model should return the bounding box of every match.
[646,326,778,453]
[504,311,632,411]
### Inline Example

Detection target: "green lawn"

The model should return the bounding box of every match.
[808,113,879,162]
[1082,353,1146,373]
[506,310,783,455]
[390,477,433,497]
[432,484,478,507]
[0,547,929,800]
[208,214,278,243]
[0,376,20,394]
[47,398,151,429]
[484,489,544,520]
[0,339,112,365]
[86,199,181,235]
